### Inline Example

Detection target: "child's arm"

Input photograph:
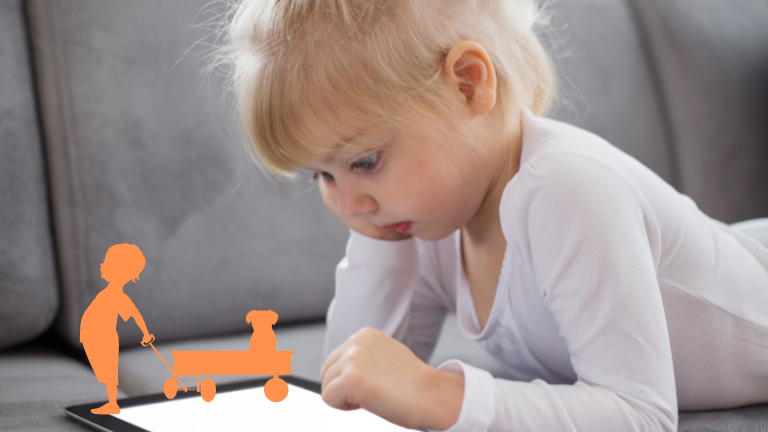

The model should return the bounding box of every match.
[322,228,456,429]
[322,228,450,364]
[132,309,151,341]
[446,152,676,432]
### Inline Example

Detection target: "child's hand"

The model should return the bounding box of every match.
[319,183,412,241]
[141,333,154,346]
[320,327,464,431]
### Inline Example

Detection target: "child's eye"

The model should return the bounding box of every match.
[310,172,334,183]
[307,150,380,183]
[350,151,379,172]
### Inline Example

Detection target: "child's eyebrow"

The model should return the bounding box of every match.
[320,127,375,163]
[314,146,375,168]
[321,144,345,163]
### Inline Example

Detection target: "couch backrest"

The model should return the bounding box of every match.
[0,0,59,350]
[630,0,768,223]
[26,0,349,347]
[21,0,768,348]
[544,0,678,187]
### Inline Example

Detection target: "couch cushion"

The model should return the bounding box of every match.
[0,0,59,350]
[543,0,678,188]
[0,345,128,431]
[25,0,349,348]
[679,405,768,432]
[629,0,768,223]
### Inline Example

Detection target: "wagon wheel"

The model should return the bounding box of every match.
[265,376,289,402]
[201,377,216,402]
[164,377,178,399]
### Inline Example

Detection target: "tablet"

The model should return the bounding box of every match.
[66,376,425,431]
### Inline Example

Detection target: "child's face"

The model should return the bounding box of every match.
[100,258,140,284]
[303,106,512,241]
[100,259,118,283]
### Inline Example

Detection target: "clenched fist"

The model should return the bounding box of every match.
[320,327,464,431]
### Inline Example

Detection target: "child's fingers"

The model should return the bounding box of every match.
[321,364,363,411]
[320,345,344,382]
[321,329,374,381]
[320,348,350,391]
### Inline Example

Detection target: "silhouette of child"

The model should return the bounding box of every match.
[246,310,277,353]
[80,243,154,415]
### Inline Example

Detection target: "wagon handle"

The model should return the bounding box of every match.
[143,340,188,392]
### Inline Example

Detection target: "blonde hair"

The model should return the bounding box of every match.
[222,0,555,178]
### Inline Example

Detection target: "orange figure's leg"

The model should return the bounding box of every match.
[91,384,120,415]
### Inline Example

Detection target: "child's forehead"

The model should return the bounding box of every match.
[301,112,392,155]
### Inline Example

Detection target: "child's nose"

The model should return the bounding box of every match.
[337,186,377,218]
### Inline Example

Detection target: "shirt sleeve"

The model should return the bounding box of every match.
[435,150,678,432]
[322,228,450,365]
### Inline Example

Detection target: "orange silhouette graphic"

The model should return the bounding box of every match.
[144,309,293,403]
[247,309,277,352]
[80,243,153,415]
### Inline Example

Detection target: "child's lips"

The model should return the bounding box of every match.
[381,221,412,233]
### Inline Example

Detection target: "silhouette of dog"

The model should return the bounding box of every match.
[246,310,278,354]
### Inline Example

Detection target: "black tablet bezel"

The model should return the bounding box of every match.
[65,375,323,432]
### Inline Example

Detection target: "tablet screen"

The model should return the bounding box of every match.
[112,382,416,431]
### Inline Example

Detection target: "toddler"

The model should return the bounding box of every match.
[223,1,768,430]
[80,243,154,415]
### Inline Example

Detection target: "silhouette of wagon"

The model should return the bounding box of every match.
[142,337,294,403]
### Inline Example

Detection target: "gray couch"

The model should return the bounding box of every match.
[1,0,767,430]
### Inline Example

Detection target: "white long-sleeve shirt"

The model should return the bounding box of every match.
[322,108,768,432]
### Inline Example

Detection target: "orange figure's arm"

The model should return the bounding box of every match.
[133,310,150,338]
[123,296,152,342]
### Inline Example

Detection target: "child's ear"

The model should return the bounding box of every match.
[442,40,497,116]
